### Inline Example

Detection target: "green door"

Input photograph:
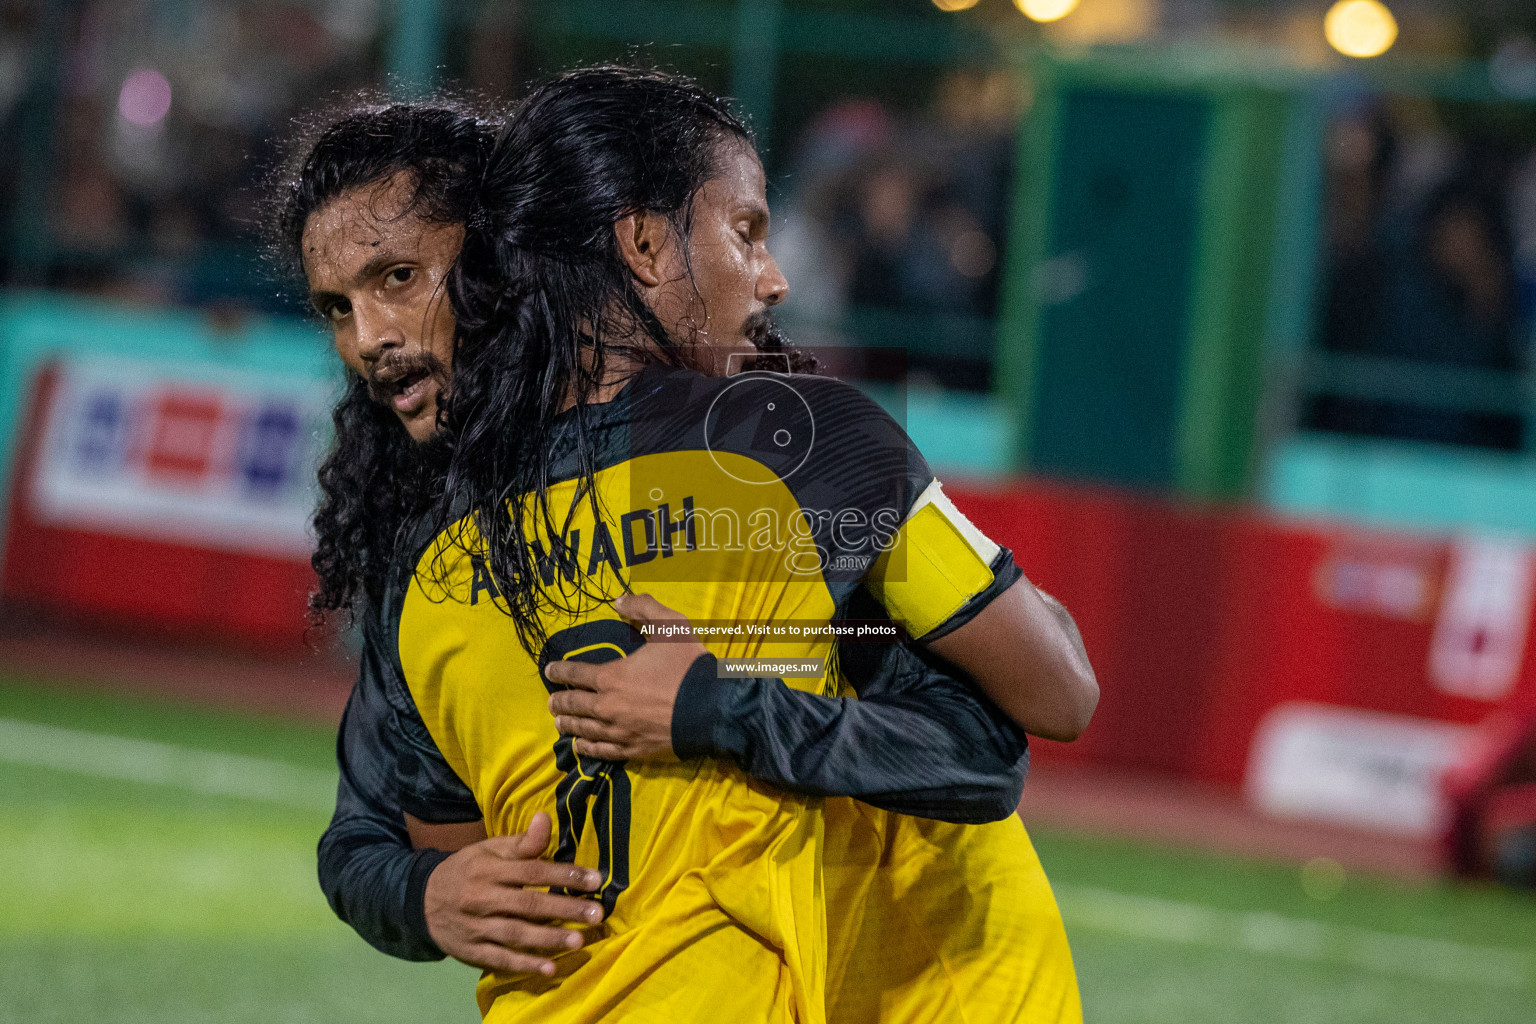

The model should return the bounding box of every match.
[1028,89,1209,488]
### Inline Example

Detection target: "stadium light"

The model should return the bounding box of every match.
[932,0,980,11]
[1015,0,1081,22]
[1324,0,1398,59]
[118,69,172,127]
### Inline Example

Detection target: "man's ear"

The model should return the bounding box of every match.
[614,210,670,288]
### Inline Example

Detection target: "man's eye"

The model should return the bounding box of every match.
[325,300,351,323]
[385,267,415,286]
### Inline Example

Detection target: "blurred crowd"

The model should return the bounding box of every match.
[772,69,1019,390]
[0,0,528,312]
[1308,96,1536,451]
[10,1,1536,427]
[0,0,398,308]
[0,0,1016,386]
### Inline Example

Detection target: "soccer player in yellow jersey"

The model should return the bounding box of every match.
[373,67,1096,1023]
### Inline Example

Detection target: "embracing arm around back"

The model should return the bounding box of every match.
[319,604,606,975]
[861,477,1098,743]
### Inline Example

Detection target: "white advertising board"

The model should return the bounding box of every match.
[1246,702,1474,837]
[28,359,332,559]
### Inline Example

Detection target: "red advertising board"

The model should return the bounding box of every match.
[2,360,331,651]
[947,479,1536,839]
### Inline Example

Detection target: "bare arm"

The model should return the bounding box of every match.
[925,579,1097,742]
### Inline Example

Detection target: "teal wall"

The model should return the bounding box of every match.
[868,387,1012,480]
[1265,432,1536,538]
[0,292,1014,545]
[11,295,1531,545]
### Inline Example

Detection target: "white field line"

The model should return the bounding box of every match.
[3,715,1530,990]
[0,716,335,812]
[1055,885,1533,990]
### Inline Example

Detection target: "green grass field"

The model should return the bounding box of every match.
[1,675,1532,1023]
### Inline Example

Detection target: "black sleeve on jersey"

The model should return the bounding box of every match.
[393,699,482,824]
[317,624,452,963]
[380,536,484,825]
[671,591,1029,824]
[764,374,934,598]
[625,368,933,602]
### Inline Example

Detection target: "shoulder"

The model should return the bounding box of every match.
[767,374,932,517]
[635,368,928,492]
[644,366,896,427]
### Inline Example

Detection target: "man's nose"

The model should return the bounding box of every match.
[353,305,405,365]
[759,252,789,307]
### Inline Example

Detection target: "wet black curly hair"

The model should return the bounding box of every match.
[266,97,500,620]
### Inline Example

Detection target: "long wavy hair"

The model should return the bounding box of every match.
[265,99,499,620]
[441,66,812,655]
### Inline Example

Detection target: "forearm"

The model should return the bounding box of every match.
[670,649,1028,823]
[318,809,451,962]
[926,576,1098,741]
[321,640,459,962]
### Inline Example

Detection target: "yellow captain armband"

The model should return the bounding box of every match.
[866,480,1002,640]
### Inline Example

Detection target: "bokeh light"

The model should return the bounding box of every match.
[118,68,172,127]
[1324,0,1398,59]
[951,230,997,279]
[932,0,980,11]
[1300,857,1347,901]
[1015,0,1081,23]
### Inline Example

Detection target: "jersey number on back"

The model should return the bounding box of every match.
[539,620,638,916]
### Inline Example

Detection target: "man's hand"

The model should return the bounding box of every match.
[544,593,707,761]
[423,811,606,975]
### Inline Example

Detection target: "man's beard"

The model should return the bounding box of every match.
[365,349,452,410]
[744,310,820,375]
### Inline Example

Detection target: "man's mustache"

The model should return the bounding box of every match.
[744,309,784,352]
[745,310,819,375]
[366,350,450,406]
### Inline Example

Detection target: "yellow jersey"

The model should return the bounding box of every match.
[389,364,1080,1022]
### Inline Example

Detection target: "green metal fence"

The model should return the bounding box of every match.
[11,2,1536,530]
